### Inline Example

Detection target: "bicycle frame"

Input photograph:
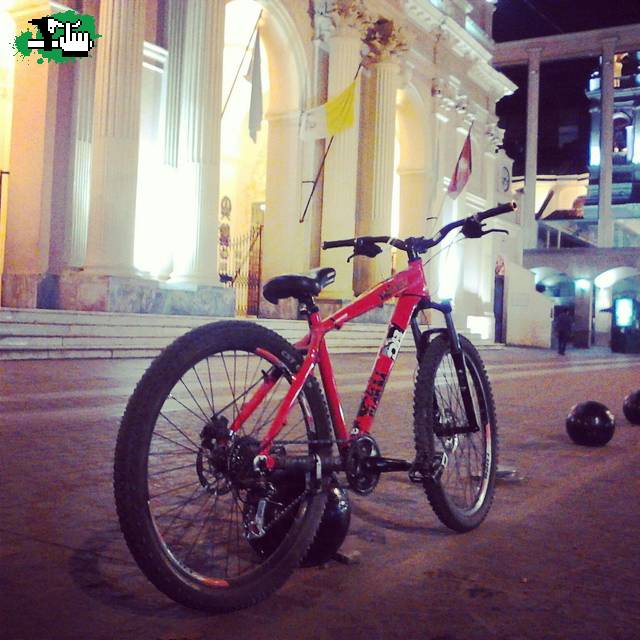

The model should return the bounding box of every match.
[230,257,477,472]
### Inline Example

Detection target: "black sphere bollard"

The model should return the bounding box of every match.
[247,480,351,567]
[623,390,640,425]
[302,482,351,567]
[566,401,616,447]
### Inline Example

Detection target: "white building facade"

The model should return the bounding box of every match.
[1,0,518,337]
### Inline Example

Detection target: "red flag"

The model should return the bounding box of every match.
[447,130,472,199]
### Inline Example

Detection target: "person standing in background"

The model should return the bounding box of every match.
[554,308,573,355]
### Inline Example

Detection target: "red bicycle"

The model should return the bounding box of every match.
[114,201,516,612]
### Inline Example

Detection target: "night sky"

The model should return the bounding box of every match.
[493,0,640,42]
[493,1,640,176]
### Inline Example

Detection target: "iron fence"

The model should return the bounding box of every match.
[220,224,263,316]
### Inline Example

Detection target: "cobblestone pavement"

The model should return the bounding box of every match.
[1,344,640,640]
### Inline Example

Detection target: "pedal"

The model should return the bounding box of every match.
[408,466,426,484]
[430,452,447,483]
[408,452,447,484]
[408,456,428,484]
[333,550,361,565]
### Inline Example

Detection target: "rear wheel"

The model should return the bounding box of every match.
[114,321,331,612]
[413,334,497,532]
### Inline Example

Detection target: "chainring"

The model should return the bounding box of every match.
[345,434,381,495]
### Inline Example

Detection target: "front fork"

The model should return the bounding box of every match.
[411,303,479,434]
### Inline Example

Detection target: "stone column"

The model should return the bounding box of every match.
[306,4,330,270]
[320,13,366,300]
[261,111,306,318]
[163,0,185,172]
[597,38,617,248]
[158,0,186,279]
[358,60,400,292]
[65,9,96,268]
[1,2,58,307]
[398,170,427,236]
[170,0,224,286]
[83,0,145,276]
[523,47,541,250]
[430,87,453,306]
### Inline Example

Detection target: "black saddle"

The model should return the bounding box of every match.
[263,267,336,304]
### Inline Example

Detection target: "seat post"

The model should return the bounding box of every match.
[299,295,320,327]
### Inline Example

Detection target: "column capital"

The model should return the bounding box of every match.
[363,16,411,65]
[314,0,372,42]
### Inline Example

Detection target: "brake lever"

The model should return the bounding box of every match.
[462,218,510,239]
[347,240,383,262]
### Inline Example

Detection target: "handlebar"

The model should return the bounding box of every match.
[323,236,406,251]
[476,201,518,221]
[322,201,517,259]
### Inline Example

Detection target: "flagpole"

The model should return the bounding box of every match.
[299,62,364,224]
[299,136,335,223]
[221,10,263,119]
[436,121,474,217]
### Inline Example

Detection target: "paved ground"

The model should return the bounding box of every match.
[1,343,640,640]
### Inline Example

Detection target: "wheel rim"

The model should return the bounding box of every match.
[144,347,318,586]
[432,351,492,516]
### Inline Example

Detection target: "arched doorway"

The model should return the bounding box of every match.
[221,0,308,316]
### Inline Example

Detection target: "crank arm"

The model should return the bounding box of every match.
[361,456,412,473]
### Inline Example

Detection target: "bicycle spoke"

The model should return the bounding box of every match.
[220,352,240,423]
[179,375,210,421]
[153,485,206,520]
[152,429,199,454]
[150,479,200,501]
[156,486,208,537]
[192,365,214,415]
[213,377,264,421]
[166,394,208,426]
[432,349,491,511]
[158,411,201,449]
[149,462,196,477]
[141,342,322,585]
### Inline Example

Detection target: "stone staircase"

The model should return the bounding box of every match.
[0,308,501,360]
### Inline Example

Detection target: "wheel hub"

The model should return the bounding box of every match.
[196,445,231,495]
[227,436,262,487]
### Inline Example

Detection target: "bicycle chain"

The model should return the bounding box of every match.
[245,437,350,538]
[272,438,349,446]
[258,490,307,535]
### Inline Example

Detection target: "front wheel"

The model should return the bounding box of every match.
[413,334,498,532]
[114,321,331,612]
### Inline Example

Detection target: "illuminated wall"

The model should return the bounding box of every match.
[0,4,16,300]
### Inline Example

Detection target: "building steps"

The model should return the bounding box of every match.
[0,308,502,360]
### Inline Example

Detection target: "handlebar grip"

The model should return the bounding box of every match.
[476,201,517,221]
[322,239,355,250]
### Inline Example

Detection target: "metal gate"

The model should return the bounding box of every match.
[220,224,263,316]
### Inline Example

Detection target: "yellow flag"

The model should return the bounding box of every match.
[325,80,356,136]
